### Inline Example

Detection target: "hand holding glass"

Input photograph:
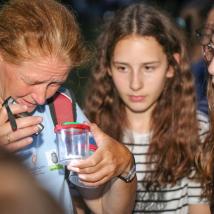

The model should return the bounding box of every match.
[55,122,92,188]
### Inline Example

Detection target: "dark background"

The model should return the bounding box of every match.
[60,0,213,106]
[1,0,213,106]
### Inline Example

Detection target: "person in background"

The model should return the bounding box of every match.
[0,0,136,213]
[178,0,213,115]
[206,4,214,28]
[178,0,212,64]
[82,3,210,213]
[0,147,64,214]
[195,3,214,213]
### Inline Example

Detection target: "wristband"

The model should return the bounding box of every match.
[118,154,136,183]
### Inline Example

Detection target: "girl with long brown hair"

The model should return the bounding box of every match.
[84,3,210,213]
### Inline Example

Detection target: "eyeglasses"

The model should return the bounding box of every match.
[196,27,214,65]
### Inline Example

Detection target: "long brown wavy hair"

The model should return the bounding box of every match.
[84,3,200,187]
[196,76,214,205]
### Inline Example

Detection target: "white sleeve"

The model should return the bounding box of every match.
[187,111,209,205]
[197,110,209,142]
[187,179,208,204]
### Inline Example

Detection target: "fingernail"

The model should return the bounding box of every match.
[27,137,33,143]
[78,174,85,179]
[67,165,79,172]
[37,117,43,122]
[69,159,80,165]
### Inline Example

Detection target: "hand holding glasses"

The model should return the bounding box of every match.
[2,96,44,134]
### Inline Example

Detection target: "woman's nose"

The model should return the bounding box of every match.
[31,85,47,105]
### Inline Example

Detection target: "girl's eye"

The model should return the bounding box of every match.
[116,66,128,73]
[144,65,155,73]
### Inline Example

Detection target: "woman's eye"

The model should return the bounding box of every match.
[48,82,61,88]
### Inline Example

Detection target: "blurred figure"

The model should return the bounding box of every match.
[196,4,214,213]
[206,4,214,27]
[0,147,64,214]
[178,0,213,115]
[179,0,212,63]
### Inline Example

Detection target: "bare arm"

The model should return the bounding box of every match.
[102,177,137,214]
[68,123,137,213]
[77,173,137,214]
[189,204,211,214]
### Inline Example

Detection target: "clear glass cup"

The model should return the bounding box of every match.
[55,122,94,188]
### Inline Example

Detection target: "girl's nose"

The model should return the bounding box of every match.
[130,71,143,91]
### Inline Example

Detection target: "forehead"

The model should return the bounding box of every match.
[16,55,70,74]
[22,55,70,69]
[199,27,214,45]
[6,55,71,82]
[113,35,165,60]
[207,9,214,25]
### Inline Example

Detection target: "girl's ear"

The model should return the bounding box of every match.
[166,53,180,78]
[173,53,180,64]
[0,52,4,62]
[107,68,112,76]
